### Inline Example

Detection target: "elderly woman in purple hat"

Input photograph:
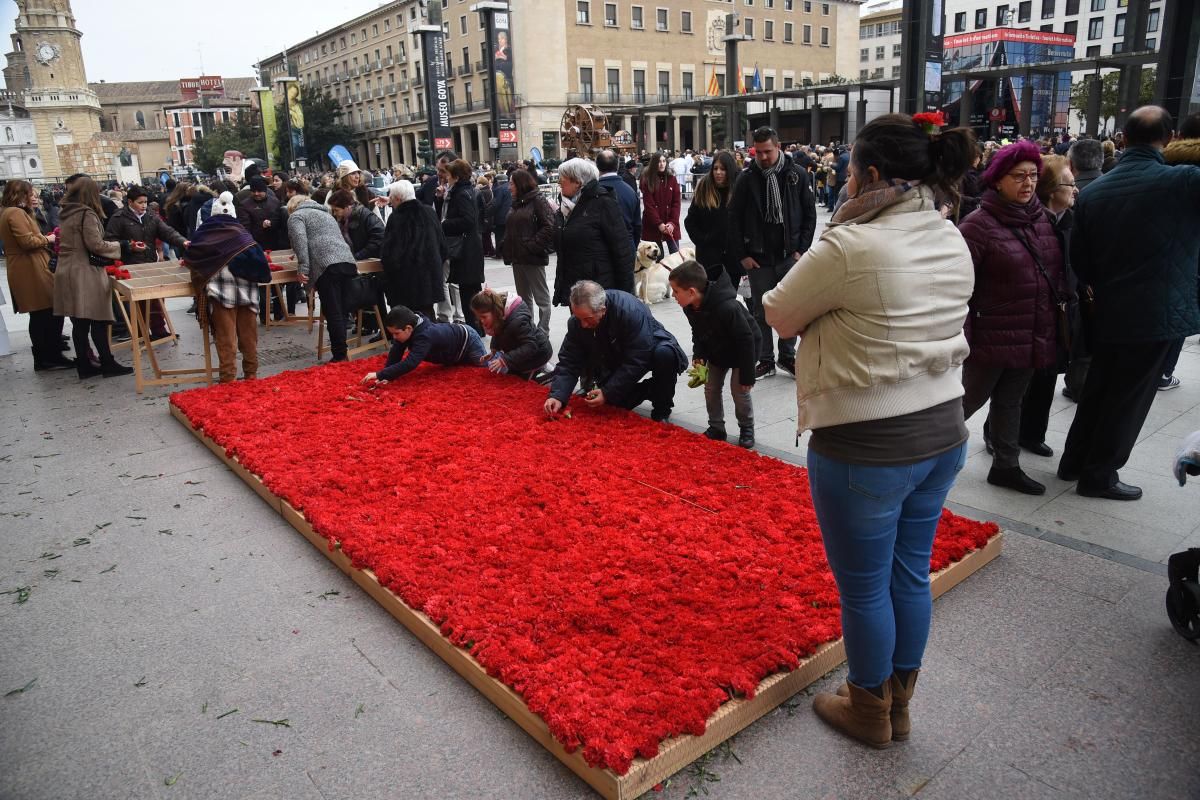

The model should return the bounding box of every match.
[957,140,1068,495]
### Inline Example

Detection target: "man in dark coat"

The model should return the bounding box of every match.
[726,126,817,379]
[545,282,686,422]
[1068,139,1104,191]
[381,181,446,319]
[236,176,284,250]
[552,165,634,306]
[104,184,189,339]
[597,149,641,258]
[488,174,513,252]
[1058,106,1200,501]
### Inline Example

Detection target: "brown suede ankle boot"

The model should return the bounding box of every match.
[836,669,919,741]
[888,670,918,740]
[813,680,892,749]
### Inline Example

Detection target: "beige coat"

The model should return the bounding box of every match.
[53,203,123,321]
[0,206,54,313]
[763,186,974,434]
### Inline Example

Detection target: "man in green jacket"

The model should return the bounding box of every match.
[1058,106,1200,500]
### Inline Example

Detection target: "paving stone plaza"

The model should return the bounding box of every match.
[2,205,1198,799]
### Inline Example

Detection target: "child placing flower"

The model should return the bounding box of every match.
[469,288,553,383]
[362,305,487,384]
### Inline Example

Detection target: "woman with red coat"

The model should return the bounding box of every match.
[958,140,1067,496]
[639,152,681,255]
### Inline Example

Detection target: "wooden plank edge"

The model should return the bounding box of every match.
[173,407,1003,800]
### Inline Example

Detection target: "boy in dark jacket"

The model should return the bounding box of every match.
[669,260,759,448]
[361,306,486,384]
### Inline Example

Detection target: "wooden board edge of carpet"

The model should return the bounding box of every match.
[172,403,1003,800]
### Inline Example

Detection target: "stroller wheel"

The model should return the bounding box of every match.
[1165,581,1200,641]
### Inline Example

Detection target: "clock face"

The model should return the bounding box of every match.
[35,42,58,65]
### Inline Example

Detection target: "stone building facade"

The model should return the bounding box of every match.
[258,0,861,170]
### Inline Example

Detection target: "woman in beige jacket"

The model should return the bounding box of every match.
[0,180,72,370]
[53,176,145,378]
[763,114,976,750]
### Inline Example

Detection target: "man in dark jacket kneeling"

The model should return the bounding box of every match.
[544,281,686,422]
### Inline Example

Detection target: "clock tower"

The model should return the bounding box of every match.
[12,0,101,179]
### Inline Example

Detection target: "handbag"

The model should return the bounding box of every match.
[88,251,115,268]
[1015,230,1072,354]
[343,273,382,312]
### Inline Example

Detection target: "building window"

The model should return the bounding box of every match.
[373,23,378,36]
[1065,0,1079,12]
[802,23,812,43]
[175,130,183,146]
[954,12,966,31]
[821,3,830,14]
[658,70,670,101]
[892,65,901,79]
[893,43,901,57]
[765,20,774,40]
[860,68,869,80]
[785,0,793,9]
[632,6,644,29]
[460,15,467,33]
[1018,1,1031,21]
[1147,8,1159,30]
[605,3,617,26]
[633,69,646,102]
[784,22,793,42]
[996,5,1010,25]
[607,68,620,102]
[577,1,590,24]
[1064,19,1078,35]
[1041,23,1054,30]
[820,25,829,45]
[135,110,145,129]
[875,45,885,59]
[681,10,692,31]
[1042,0,1056,17]
[804,1,812,11]
[657,8,668,31]
[1114,12,1126,36]
[765,75,774,90]
[1145,37,1155,49]
[1085,44,1100,56]
[745,17,754,36]
[1088,17,1103,38]
[1090,0,1104,10]
[682,71,693,99]
[975,9,988,28]
[579,67,593,100]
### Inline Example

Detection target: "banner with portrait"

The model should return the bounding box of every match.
[253,88,280,170]
[489,11,517,152]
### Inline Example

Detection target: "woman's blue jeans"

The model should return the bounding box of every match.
[807,442,968,688]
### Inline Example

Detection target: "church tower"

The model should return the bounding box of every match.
[12,0,101,179]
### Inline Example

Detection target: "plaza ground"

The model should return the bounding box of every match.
[1,205,1197,799]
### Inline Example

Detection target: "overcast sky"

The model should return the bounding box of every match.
[1,0,382,86]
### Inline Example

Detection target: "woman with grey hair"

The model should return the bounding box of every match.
[381,179,447,319]
[552,157,634,306]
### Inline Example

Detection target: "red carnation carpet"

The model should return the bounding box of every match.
[171,359,999,777]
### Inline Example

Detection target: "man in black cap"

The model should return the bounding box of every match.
[237,175,287,320]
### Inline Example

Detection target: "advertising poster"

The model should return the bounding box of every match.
[421,26,454,151]
[490,11,517,151]
[252,87,280,170]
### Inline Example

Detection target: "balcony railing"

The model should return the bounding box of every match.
[475,60,487,73]
[457,64,472,76]
[567,92,695,106]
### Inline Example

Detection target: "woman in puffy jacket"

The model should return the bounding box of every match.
[958,140,1067,496]
[441,159,486,334]
[469,288,552,381]
[500,168,556,334]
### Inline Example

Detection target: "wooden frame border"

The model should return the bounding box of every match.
[172,404,1002,799]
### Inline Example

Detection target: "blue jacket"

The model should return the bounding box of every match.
[1071,146,1200,343]
[378,316,480,381]
[598,173,641,253]
[549,289,685,408]
[489,181,513,227]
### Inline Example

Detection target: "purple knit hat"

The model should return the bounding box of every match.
[980,140,1043,188]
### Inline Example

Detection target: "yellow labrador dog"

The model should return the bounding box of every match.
[634,241,696,303]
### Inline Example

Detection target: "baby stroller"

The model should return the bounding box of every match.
[1169,432,1200,641]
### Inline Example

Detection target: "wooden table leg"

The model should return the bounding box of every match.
[135,301,164,380]
[129,292,144,394]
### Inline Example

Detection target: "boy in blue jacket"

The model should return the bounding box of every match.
[361,306,486,384]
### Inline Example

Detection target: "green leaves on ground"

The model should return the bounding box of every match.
[5,678,36,697]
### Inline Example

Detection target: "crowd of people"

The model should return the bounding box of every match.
[3,104,1199,755]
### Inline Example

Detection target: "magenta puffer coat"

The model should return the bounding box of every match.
[957,189,1067,369]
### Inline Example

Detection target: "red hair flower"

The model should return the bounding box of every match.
[913,111,946,134]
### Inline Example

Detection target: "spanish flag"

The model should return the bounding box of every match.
[738,71,747,94]
[707,70,720,97]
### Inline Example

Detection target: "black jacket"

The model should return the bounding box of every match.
[684,192,736,283]
[381,201,447,310]
[682,273,760,385]
[442,179,485,284]
[552,180,634,306]
[549,289,686,408]
[726,154,816,265]
[345,205,384,260]
[489,181,513,227]
[236,192,284,249]
[490,298,553,376]
[501,187,556,267]
[104,206,186,264]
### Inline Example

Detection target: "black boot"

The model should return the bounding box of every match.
[99,358,134,377]
[987,466,1046,495]
[704,425,727,441]
[77,360,102,379]
[738,427,755,449]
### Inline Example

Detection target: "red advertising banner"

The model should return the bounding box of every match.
[179,76,225,100]
[943,28,1076,48]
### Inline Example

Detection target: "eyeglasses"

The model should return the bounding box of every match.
[1057,181,1077,190]
[1006,171,1039,184]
